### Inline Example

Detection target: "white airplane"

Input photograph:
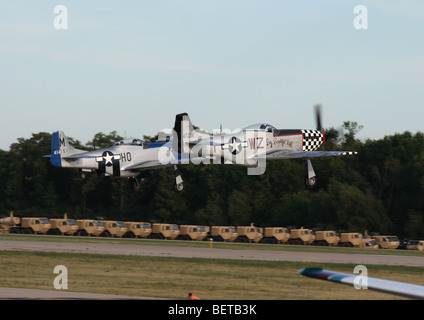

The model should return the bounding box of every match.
[171,105,358,189]
[299,267,424,299]
[48,131,186,192]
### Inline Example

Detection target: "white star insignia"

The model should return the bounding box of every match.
[103,153,113,165]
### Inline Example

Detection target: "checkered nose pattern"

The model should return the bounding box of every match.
[301,130,325,151]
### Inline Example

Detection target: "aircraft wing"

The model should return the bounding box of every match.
[123,155,206,171]
[251,150,357,160]
[61,153,98,159]
[299,267,424,299]
[43,152,95,159]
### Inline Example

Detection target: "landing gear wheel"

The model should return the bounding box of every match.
[304,176,317,189]
[174,182,184,193]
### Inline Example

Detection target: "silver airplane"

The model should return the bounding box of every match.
[170,105,357,190]
[48,131,186,192]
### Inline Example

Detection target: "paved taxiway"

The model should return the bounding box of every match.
[2,239,424,266]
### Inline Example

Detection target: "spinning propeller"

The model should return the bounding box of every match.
[315,103,323,132]
[314,103,327,144]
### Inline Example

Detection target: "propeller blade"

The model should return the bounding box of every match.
[314,103,322,131]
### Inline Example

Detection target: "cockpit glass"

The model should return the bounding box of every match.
[243,123,276,132]
[115,138,144,146]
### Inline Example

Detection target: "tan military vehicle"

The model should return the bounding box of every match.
[313,230,340,246]
[100,221,128,237]
[208,226,238,242]
[235,223,263,243]
[149,223,180,240]
[406,240,424,251]
[0,212,20,233]
[287,227,315,245]
[9,217,51,235]
[75,219,105,236]
[48,214,78,236]
[362,238,379,249]
[338,232,364,247]
[261,227,290,244]
[123,222,152,238]
[177,225,207,241]
[372,235,400,249]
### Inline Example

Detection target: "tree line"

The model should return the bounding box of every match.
[1,122,424,240]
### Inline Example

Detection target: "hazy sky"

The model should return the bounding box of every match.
[1,1,423,150]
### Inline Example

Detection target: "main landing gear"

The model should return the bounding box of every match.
[304,159,318,189]
[173,165,184,193]
[129,165,184,193]
[253,159,319,190]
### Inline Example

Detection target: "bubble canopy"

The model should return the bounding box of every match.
[114,138,144,146]
[243,123,277,132]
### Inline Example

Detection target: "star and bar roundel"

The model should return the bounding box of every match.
[95,151,121,176]
[228,136,243,155]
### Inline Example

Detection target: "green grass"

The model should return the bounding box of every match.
[2,234,424,299]
[1,250,424,300]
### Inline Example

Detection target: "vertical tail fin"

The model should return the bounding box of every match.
[173,113,195,154]
[50,131,80,167]
[50,131,62,167]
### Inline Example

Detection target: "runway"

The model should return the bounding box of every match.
[2,239,424,266]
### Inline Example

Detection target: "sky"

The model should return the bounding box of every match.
[1,1,423,151]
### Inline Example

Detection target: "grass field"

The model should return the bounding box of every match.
[1,234,424,300]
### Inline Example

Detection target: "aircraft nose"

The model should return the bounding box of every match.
[322,131,327,144]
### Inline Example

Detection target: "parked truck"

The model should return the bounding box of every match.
[362,238,379,249]
[406,240,424,251]
[261,227,290,244]
[177,225,207,241]
[9,217,51,235]
[313,230,340,246]
[338,232,364,247]
[208,226,238,242]
[75,219,105,236]
[372,235,400,249]
[123,222,152,238]
[235,223,263,243]
[0,212,21,233]
[149,223,180,240]
[48,214,78,236]
[287,227,315,245]
[100,221,128,237]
